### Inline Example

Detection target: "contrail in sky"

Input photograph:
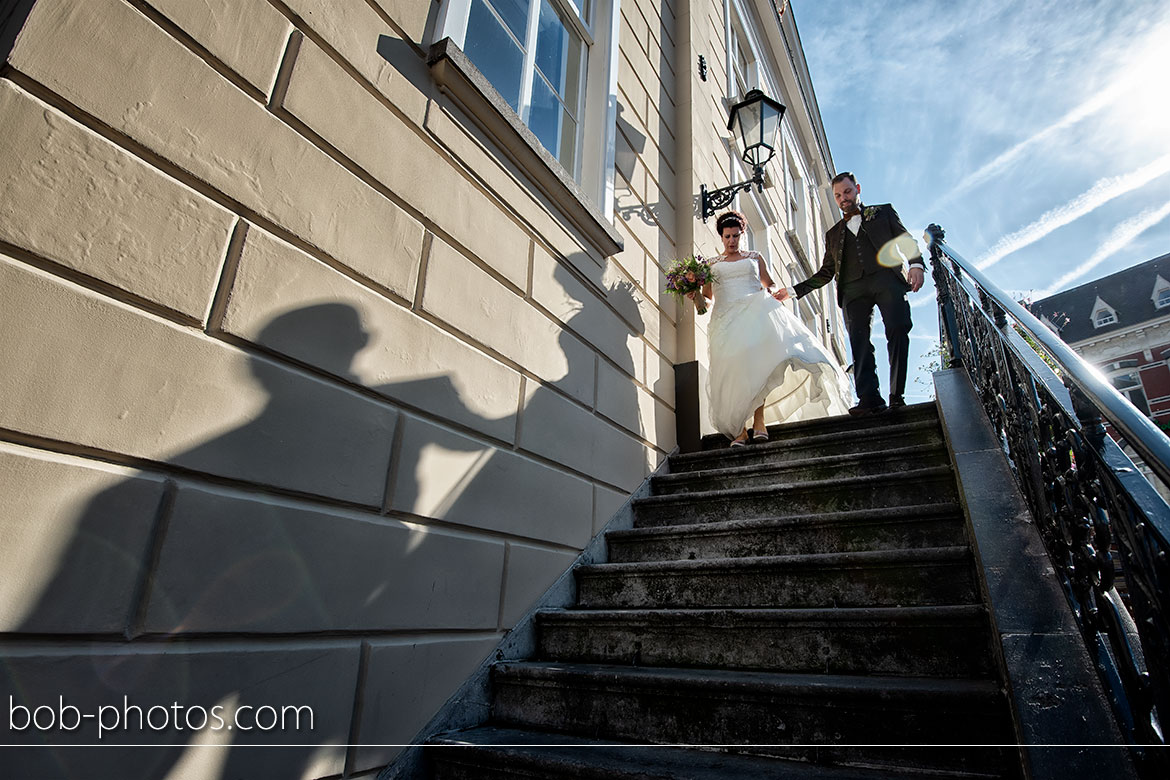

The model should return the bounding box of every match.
[975,153,1170,271]
[939,82,1128,208]
[1035,201,1170,298]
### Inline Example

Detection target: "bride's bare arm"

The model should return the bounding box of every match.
[756,254,774,289]
[755,254,785,299]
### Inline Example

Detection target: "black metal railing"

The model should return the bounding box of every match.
[926,224,1169,765]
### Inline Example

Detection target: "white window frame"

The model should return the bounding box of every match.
[434,0,621,215]
[723,0,789,223]
[727,8,760,101]
[1153,274,1170,309]
[1109,367,1149,415]
[1091,296,1118,328]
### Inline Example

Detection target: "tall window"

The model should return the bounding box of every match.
[728,13,758,99]
[462,0,586,174]
[1112,371,1150,416]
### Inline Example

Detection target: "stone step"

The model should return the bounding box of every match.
[575,546,977,609]
[535,604,994,677]
[426,725,1011,779]
[490,662,1014,749]
[607,504,967,562]
[680,418,943,473]
[652,443,948,496]
[632,466,958,528]
[697,402,939,452]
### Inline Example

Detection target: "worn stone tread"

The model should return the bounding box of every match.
[494,660,1003,703]
[577,545,971,577]
[633,466,955,509]
[534,604,994,677]
[609,502,964,550]
[653,442,948,495]
[537,604,988,626]
[696,403,939,452]
[685,416,941,465]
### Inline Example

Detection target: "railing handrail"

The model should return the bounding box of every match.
[927,226,1170,489]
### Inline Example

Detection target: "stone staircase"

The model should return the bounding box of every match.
[419,404,1022,778]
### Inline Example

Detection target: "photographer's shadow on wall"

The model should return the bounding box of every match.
[1,300,516,779]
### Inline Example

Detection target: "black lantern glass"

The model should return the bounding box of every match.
[699,89,787,221]
[728,89,785,168]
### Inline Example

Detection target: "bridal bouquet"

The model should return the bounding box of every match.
[664,255,716,315]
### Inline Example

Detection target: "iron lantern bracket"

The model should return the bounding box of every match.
[700,165,765,222]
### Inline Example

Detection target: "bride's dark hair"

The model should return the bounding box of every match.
[715,210,747,234]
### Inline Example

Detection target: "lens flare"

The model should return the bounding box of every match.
[877,234,921,268]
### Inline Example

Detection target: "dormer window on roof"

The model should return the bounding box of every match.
[1153,274,1170,309]
[1091,295,1117,328]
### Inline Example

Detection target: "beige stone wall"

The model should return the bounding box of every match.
[0,0,674,776]
[0,0,841,774]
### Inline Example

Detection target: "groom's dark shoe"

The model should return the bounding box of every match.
[849,399,887,416]
[887,396,907,412]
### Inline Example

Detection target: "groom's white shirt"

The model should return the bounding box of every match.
[846,214,862,235]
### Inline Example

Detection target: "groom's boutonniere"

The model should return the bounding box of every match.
[863,206,878,221]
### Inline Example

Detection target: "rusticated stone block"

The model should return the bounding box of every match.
[518,387,647,491]
[351,635,500,771]
[279,0,431,127]
[281,38,531,291]
[501,542,579,626]
[0,81,234,321]
[531,245,644,381]
[143,0,291,95]
[9,0,424,300]
[390,414,593,548]
[222,226,522,443]
[593,484,630,535]
[423,237,596,406]
[0,256,397,505]
[142,484,506,634]
[0,442,166,634]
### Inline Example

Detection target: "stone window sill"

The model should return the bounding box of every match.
[427,38,623,259]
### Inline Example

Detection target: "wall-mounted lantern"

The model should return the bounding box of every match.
[700,89,786,222]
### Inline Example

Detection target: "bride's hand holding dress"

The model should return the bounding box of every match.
[705,212,852,443]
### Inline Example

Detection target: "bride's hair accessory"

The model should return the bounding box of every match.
[715,210,747,233]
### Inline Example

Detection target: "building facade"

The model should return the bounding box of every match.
[0,0,843,776]
[1029,252,1170,497]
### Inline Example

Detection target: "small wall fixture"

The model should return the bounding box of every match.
[700,89,786,222]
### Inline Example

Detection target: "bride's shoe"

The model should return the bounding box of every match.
[730,430,749,448]
[751,427,770,443]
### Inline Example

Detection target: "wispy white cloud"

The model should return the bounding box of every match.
[1034,201,1170,298]
[937,83,1126,209]
[974,153,1170,270]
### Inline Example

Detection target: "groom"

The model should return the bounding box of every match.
[778,172,925,415]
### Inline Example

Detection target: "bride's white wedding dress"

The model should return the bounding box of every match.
[707,253,852,437]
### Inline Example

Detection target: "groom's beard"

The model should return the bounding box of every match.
[841,200,860,216]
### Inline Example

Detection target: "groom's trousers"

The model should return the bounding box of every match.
[842,273,913,405]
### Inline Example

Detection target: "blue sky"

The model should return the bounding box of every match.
[789,0,1170,402]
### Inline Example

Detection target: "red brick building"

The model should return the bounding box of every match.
[1030,252,1170,496]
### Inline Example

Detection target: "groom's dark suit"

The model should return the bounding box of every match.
[793,203,924,408]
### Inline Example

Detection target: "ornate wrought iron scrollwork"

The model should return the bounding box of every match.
[700,165,765,222]
[930,227,1170,772]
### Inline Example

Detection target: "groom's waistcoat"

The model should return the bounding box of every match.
[839,223,881,284]
[793,203,916,307]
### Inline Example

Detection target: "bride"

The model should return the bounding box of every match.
[692,211,852,446]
